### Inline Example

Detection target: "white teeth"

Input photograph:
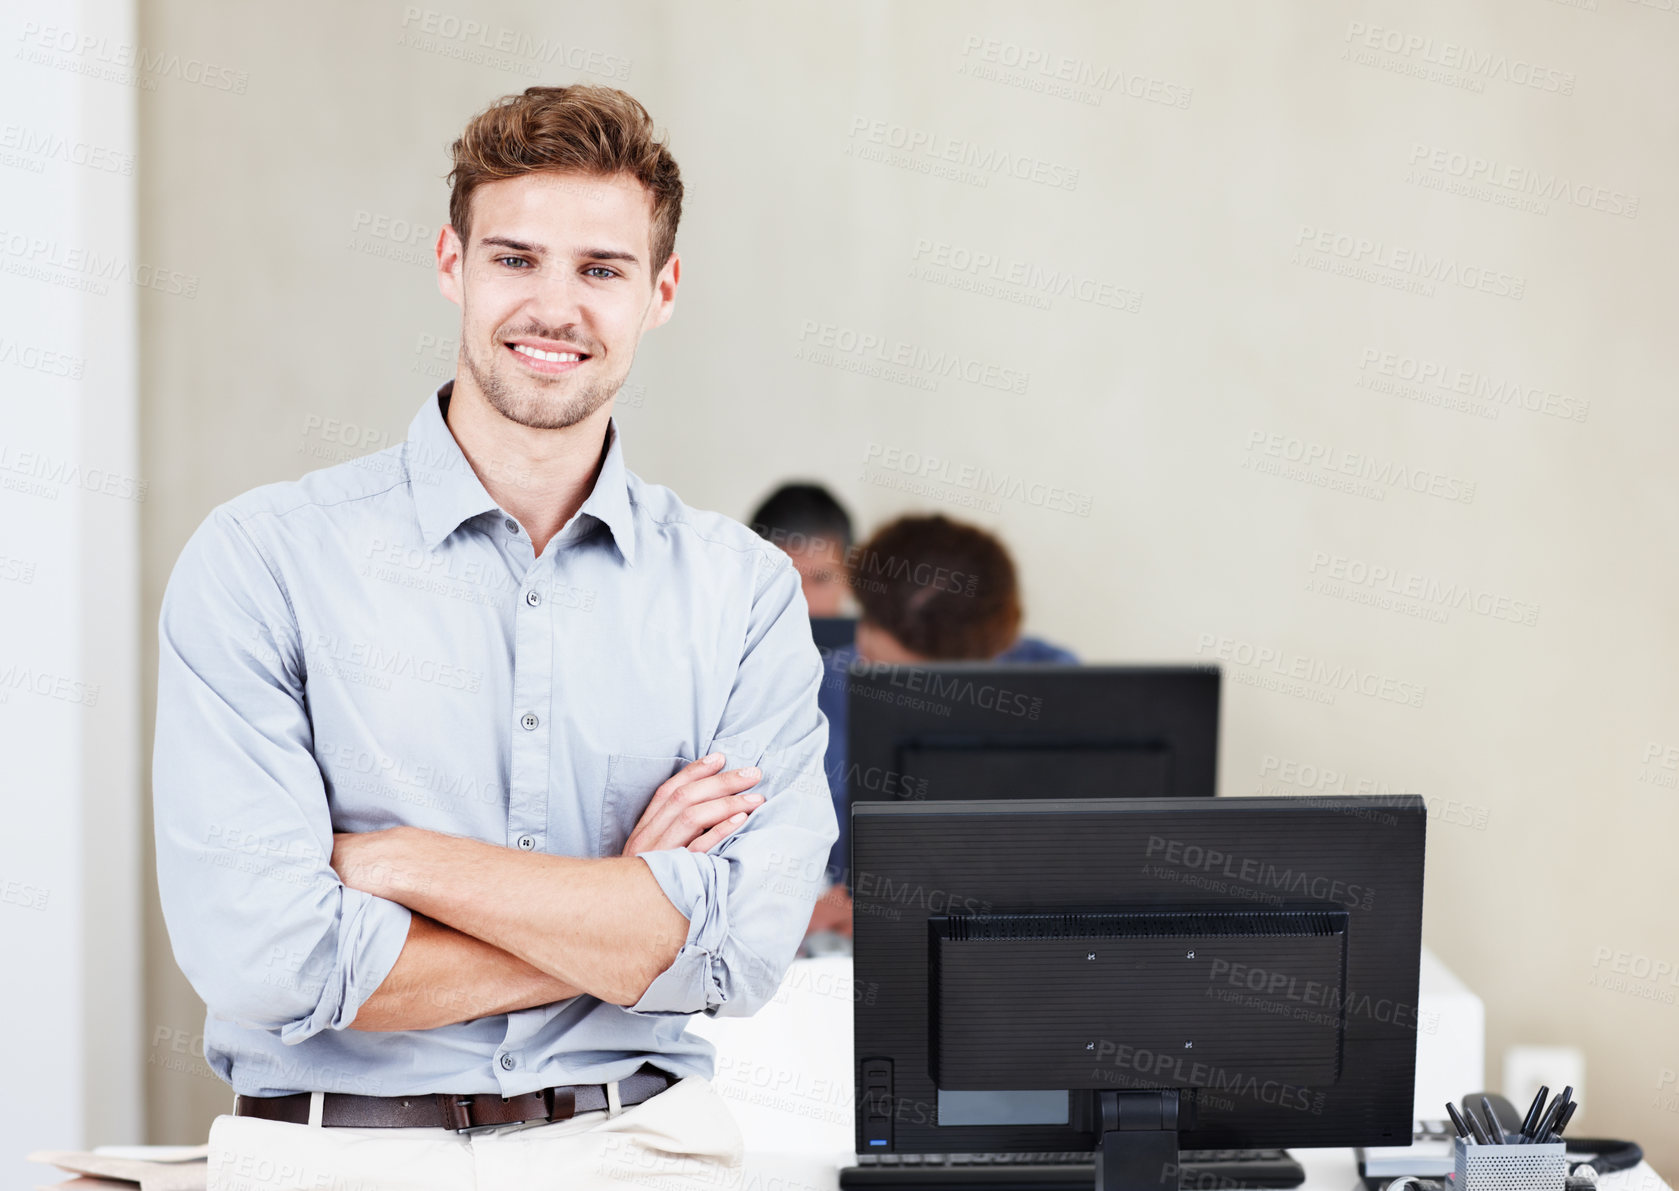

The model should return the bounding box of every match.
[512,344,583,363]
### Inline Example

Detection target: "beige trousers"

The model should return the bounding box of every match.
[206,1075,745,1190]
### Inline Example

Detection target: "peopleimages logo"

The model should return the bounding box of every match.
[0,228,200,298]
[1196,632,1427,710]
[864,443,1093,517]
[846,115,1080,192]
[1206,958,1430,1031]
[1307,551,1540,627]
[1356,348,1588,423]
[0,124,135,175]
[844,656,1045,721]
[17,21,251,92]
[796,319,1030,396]
[955,34,1193,110]
[1293,226,1525,300]
[1089,1042,1325,1115]
[1407,144,1637,218]
[298,627,483,694]
[847,543,979,598]
[1144,835,1376,912]
[910,236,1142,313]
[396,7,632,79]
[1341,22,1575,94]
[1245,429,1477,506]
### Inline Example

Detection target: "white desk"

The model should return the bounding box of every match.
[692,1145,1671,1191]
[30,1147,1671,1191]
[688,952,1669,1191]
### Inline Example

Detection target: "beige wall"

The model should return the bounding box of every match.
[139,0,1679,1170]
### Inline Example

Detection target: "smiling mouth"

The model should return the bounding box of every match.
[505,342,591,373]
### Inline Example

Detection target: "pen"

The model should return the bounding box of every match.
[1529,1093,1563,1142]
[1553,1101,1577,1137]
[1542,1086,1576,1142]
[1480,1097,1505,1144]
[1462,1104,1490,1145]
[1447,1103,1473,1140]
[1519,1086,1550,1140]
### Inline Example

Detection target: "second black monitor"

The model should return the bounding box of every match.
[847,664,1219,806]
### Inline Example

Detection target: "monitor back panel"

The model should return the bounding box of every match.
[847,666,1220,805]
[851,796,1424,1153]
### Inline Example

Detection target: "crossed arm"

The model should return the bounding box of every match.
[338,755,765,1032]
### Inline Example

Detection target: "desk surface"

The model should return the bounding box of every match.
[689,951,1486,1161]
[34,1151,1671,1191]
[736,1148,1672,1191]
[692,954,1667,1191]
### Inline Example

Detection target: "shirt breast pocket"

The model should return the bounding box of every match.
[600,753,693,857]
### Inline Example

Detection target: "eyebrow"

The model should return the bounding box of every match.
[478,236,641,266]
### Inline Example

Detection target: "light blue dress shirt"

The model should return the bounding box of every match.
[153,381,837,1098]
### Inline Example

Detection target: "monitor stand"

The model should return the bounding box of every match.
[1092,1090,1182,1191]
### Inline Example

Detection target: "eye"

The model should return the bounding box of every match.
[584,266,619,279]
[496,256,532,269]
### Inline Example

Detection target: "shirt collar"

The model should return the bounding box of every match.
[574,413,637,566]
[406,380,637,565]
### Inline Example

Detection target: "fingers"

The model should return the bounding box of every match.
[623,754,771,854]
[673,764,763,806]
[648,754,727,809]
[662,789,764,847]
[688,811,750,853]
[637,764,763,848]
[624,756,727,854]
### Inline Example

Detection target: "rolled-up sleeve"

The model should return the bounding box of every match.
[628,552,837,1018]
[153,506,412,1043]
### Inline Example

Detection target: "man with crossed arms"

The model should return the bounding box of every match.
[153,84,835,1189]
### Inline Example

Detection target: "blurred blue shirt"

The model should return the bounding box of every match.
[815,634,1077,885]
[152,382,836,1098]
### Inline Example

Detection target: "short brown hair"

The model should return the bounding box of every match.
[850,515,1022,660]
[447,85,684,274]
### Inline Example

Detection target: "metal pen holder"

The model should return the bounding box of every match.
[1450,1135,1567,1191]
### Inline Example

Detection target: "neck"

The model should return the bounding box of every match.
[443,377,613,556]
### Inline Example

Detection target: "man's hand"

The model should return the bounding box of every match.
[622,754,766,855]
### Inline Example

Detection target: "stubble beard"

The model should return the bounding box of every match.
[461,329,627,431]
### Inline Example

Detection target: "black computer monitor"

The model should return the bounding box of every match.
[846,665,1219,806]
[850,795,1426,1191]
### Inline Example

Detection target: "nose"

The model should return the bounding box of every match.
[520,269,592,340]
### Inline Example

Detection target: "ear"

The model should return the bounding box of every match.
[437,224,465,307]
[644,250,680,331]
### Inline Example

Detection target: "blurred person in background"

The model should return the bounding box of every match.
[748,482,854,618]
[805,513,1076,946]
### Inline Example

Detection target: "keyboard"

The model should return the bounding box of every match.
[1357,1120,1455,1178]
[840,1147,1306,1189]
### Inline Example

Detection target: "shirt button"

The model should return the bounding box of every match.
[524,588,541,607]
[498,1053,516,1071]
[504,517,519,534]
[521,712,539,731]
[517,834,536,851]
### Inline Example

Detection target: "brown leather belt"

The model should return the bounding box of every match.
[233,1064,676,1132]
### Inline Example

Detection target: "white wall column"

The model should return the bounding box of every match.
[0,0,143,1180]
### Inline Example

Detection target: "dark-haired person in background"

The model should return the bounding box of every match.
[848,515,1075,668]
[805,514,1076,944]
[748,482,853,618]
